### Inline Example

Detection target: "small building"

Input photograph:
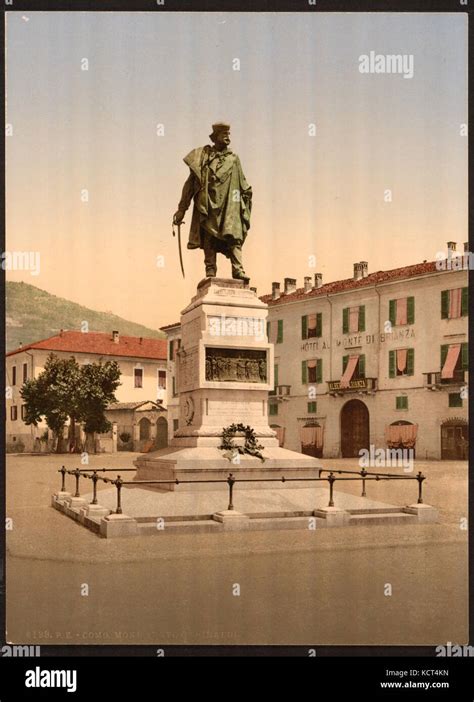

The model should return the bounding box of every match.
[5,329,168,452]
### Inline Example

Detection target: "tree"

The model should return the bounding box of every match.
[21,352,121,453]
[77,361,121,452]
[21,354,80,453]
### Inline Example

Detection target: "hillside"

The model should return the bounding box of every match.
[5,281,165,352]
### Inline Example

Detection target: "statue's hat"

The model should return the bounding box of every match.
[209,122,230,139]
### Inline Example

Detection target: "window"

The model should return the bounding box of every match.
[301,359,322,384]
[266,321,270,340]
[342,354,365,379]
[302,313,322,339]
[158,370,166,389]
[21,404,27,420]
[307,401,317,414]
[274,364,279,386]
[10,406,18,421]
[342,305,365,333]
[173,419,179,432]
[449,393,463,408]
[440,343,468,380]
[389,297,415,326]
[168,338,181,361]
[172,376,177,397]
[23,363,28,383]
[389,349,414,377]
[276,320,283,344]
[134,368,143,388]
[12,366,16,386]
[396,396,408,410]
[441,288,468,319]
[269,402,278,416]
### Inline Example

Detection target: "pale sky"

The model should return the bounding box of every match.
[6,12,467,329]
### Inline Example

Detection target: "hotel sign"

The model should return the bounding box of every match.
[327,378,372,392]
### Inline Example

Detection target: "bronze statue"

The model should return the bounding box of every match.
[173,123,252,281]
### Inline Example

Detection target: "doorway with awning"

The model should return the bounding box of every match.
[299,421,323,458]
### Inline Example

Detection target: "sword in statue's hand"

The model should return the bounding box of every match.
[172,217,185,279]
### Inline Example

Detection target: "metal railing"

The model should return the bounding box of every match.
[57,465,426,517]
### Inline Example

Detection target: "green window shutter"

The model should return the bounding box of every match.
[266,321,270,340]
[169,341,174,361]
[301,315,307,340]
[316,313,322,337]
[301,360,307,385]
[358,305,365,332]
[461,343,468,370]
[389,299,396,326]
[307,401,317,414]
[449,393,462,408]
[389,350,396,378]
[269,402,278,416]
[274,364,279,386]
[461,287,468,316]
[342,308,349,333]
[342,355,348,373]
[277,319,283,343]
[441,290,449,319]
[316,358,323,383]
[440,344,449,369]
[407,296,415,325]
[406,348,415,376]
[396,396,408,410]
[358,354,365,378]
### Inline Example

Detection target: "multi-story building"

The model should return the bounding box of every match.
[262,249,468,460]
[5,330,168,452]
[159,322,182,443]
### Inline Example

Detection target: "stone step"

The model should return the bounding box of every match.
[138,519,221,535]
[349,512,418,526]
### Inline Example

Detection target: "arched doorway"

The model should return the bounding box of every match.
[155,416,168,449]
[441,419,468,459]
[139,417,151,441]
[386,420,417,458]
[340,399,369,457]
[270,424,285,448]
[300,421,323,458]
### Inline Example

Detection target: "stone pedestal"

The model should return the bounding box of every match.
[134,278,321,489]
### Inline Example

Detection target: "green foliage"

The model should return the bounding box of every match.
[20,353,121,451]
[219,423,265,462]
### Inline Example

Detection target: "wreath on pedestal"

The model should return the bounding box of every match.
[220,423,265,462]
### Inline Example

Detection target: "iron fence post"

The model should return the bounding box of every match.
[361,468,367,497]
[416,471,425,504]
[328,472,335,507]
[115,475,123,514]
[227,473,235,511]
[73,468,81,497]
[60,465,66,492]
[91,471,98,505]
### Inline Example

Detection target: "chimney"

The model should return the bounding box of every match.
[360,261,368,278]
[272,282,280,300]
[112,330,119,343]
[464,242,469,253]
[353,263,363,280]
[314,273,323,289]
[139,337,143,344]
[59,329,63,337]
[284,277,297,295]
[304,276,312,293]
[447,241,457,253]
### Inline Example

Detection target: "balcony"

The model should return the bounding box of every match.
[424,370,467,389]
[328,377,378,395]
[269,384,291,400]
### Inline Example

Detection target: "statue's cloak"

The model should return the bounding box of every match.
[179,145,252,251]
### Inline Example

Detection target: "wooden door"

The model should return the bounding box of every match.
[341,400,369,458]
